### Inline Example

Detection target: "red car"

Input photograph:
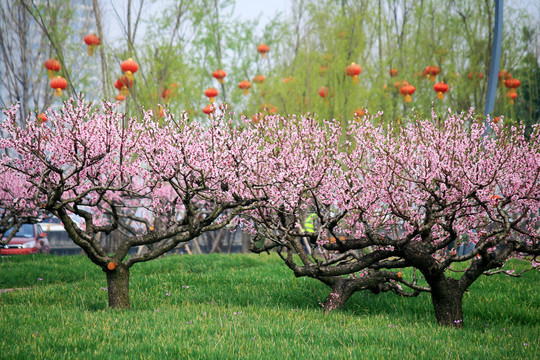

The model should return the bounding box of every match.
[1,223,50,255]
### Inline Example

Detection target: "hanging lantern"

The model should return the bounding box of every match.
[318,86,328,98]
[253,74,265,84]
[212,69,227,84]
[114,76,133,96]
[433,82,449,100]
[44,58,61,79]
[504,78,520,105]
[239,80,252,95]
[353,107,365,119]
[37,113,48,123]
[389,68,398,77]
[345,63,362,84]
[257,43,270,58]
[283,76,294,84]
[394,80,409,90]
[114,79,124,95]
[50,76,67,97]
[399,84,415,102]
[203,104,215,115]
[252,113,262,124]
[506,90,518,105]
[161,87,172,101]
[426,66,440,81]
[261,103,276,114]
[115,94,125,102]
[504,78,520,90]
[204,87,219,103]
[83,34,100,56]
[120,58,139,81]
[468,72,484,80]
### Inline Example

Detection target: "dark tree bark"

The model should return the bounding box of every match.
[428,275,464,328]
[320,274,413,313]
[322,278,359,312]
[105,265,130,309]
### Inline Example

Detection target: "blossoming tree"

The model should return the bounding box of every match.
[246,114,413,312]
[248,110,540,327]
[0,97,267,308]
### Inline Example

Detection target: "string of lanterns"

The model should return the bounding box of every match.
[41,33,522,117]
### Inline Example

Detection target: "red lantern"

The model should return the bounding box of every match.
[433,82,449,100]
[504,78,520,105]
[50,76,67,97]
[239,80,252,95]
[83,34,100,56]
[394,80,409,89]
[120,58,139,81]
[506,90,518,105]
[161,87,172,100]
[212,69,227,84]
[252,113,261,124]
[345,63,362,84]
[389,68,398,77]
[283,76,294,84]
[114,76,133,96]
[253,74,265,84]
[353,107,365,119]
[37,113,48,123]
[468,72,484,80]
[399,84,416,102]
[115,94,125,102]
[318,86,328,98]
[504,78,520,90]
[204,87,219,103]
[425,66,440,81]
[257,43,270,58]
[203,104,215,115]
[44,58,61,79]
[261,103,276,114]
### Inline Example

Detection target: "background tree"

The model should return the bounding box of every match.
[0,1,94,126]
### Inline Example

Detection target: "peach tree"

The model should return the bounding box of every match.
[247,110,540,327]
[0,97,267,308]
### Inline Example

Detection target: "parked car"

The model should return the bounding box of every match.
[0,223,50,255]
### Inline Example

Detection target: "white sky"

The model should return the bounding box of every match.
[103,0,539,48]
[233,0,289,24]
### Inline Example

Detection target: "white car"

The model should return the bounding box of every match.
[38,216,65,232]
[39,214,85,232]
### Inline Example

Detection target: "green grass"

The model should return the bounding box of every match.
[1,254,538,359]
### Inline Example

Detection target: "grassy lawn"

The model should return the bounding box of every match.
[0,253,538,359]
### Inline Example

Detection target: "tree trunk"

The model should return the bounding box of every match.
[429,276,464,328]
[105,265,130,309]
[241,230,251,253]
[322,278,358,313]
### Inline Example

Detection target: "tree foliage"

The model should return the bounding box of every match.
[0,97,267,308]
[247,110,540,327]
